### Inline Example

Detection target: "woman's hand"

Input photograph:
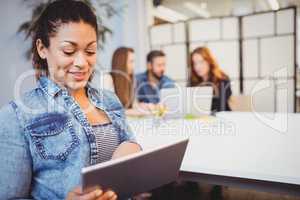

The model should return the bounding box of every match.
[66,187,117,200]
[112,142,141,159]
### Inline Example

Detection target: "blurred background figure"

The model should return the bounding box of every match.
[189,47,232,112]
[111,47,154,116]
[111,47,135,109]
[135,50,175,105]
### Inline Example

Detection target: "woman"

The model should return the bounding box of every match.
[111,47,154,116]
[111,47,135,109]
[189,48,230,200]
[189,47,232,112]
[0,0,141,199]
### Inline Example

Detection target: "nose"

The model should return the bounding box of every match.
[74,52,88,68]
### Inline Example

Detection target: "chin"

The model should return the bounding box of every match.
[154,73,163,79]
[67,80,88,91]
[197,73,205,78]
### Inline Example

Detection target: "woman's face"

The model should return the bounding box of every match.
[192,53,210,78]
[127,51,134,75]
[37,21,97,91]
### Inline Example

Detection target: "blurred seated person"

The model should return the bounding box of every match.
[189,46,233,200]
[189,47,232,112]
[135,50,174,106]
[111,47,152,116]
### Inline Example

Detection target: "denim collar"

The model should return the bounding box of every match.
[38,76,98,98]
[38,76,64,97]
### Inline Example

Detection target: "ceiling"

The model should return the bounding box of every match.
[159,0,300,19]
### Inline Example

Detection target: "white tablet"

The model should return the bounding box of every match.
[81,138,189,199]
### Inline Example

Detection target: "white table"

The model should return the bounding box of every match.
[128,112,300,196]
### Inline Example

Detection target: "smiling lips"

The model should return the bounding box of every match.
[69,71,87,81]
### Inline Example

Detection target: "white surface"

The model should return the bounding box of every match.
[243,79,275,112]
[162,44,187,80]
[150,24,172,45]
[207,41,240,78]
[275,78,294,113]
[173,22,186,43]
[188,18,221,41]
[276,9,295,35]
[260,35,294,78]
[222,17,239,40]
[242,12,275,38]
[243,39,259,78]
[129,112,300,186]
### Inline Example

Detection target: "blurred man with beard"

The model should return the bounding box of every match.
[135,50,174,104]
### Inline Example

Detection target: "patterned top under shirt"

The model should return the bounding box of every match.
[92,123,120,163]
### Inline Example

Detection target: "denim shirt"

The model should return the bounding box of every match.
[135,71,174,104]
[0,76,137,200]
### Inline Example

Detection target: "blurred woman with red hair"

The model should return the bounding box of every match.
[189,46,232,112]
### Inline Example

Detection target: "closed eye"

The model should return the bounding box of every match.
[63,51,75,56]
[86,51,96,56]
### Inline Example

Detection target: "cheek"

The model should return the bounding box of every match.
[128,65,133,74]
[193,65,201,73]
[88,55,97,65]
[47,55,72,78]
[87,56,97,71]
[194,65,206,76]
[156,65,164,72]
[50,57,73,72]
[155,67,161,74]
[129,61,134,70]
[204,64,210,73]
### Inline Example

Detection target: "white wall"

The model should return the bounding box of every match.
[92,0,150,89]
[0,0,33,107]
[97,0,150,72]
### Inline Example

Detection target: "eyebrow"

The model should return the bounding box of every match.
[62,40,97,47]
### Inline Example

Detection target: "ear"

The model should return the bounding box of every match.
[147,62,152,70]
[36,39,47,59]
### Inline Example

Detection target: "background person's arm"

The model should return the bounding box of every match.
[0,103,33,199]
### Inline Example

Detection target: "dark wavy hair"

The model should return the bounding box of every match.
[30,0,98,80]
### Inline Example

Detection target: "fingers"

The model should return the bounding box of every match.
[110,194,117,200]
[96,190,117,200]
[79,189,103,200]
[67,187,117,200]
[72,187,83,195]
[66,187,82,200]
